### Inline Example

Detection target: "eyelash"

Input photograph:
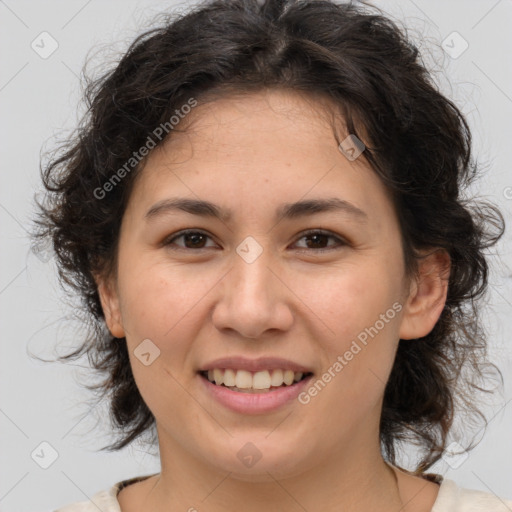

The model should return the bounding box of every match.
[162,229,348,253]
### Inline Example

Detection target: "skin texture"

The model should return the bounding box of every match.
[97,89,450,511]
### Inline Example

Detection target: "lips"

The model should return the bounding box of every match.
[198,356,314,374]
[198,370,314,413]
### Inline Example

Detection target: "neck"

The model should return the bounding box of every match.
[140,430,403,512]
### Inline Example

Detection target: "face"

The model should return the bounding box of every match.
[98,89,448,481]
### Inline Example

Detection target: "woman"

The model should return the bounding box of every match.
[33,0,510,510]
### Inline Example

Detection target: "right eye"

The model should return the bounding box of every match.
[162,230,218,251]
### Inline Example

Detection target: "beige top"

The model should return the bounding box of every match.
[54,472,512,511]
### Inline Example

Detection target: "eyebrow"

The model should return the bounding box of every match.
[145,197,368,224]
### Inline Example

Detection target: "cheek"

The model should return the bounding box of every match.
[303,262,402,407]
[119,261,211,341]
[118,263,218,396]
[308,262,400,348]
[119,267,208,421]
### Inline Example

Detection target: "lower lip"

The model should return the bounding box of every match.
[199,373,314,414]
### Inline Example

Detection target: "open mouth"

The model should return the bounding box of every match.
[198,369,314,393]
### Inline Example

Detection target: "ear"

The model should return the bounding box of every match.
[399,249,451,340]
[94,273,125,339]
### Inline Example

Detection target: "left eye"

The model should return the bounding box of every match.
[293,230,346,252]
[162,229,346,252]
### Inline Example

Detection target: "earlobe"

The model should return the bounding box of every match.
[95,276,125,339]
[399,249,451,340]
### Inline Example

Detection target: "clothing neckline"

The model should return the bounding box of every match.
[108,468,445,509]
[384,461,444,486]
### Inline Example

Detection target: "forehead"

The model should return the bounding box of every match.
[126,89,396,232]
[140,90,367,184]
[167,88,344,154]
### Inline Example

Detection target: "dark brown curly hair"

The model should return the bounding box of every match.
[31,0,505,473]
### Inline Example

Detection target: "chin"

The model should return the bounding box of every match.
[205,438,312,481]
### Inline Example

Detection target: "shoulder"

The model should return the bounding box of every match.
[433,478,512,512]
[53,488,120,512]
[53,485,121,512]
[53,474,156,512]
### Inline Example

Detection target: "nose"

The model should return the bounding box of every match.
[211,243,294,340]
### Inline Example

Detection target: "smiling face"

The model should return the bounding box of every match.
[97,88,448,482]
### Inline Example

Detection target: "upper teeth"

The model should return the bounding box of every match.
[206,369,305,389]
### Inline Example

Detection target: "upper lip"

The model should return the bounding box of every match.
[198,356,314,374]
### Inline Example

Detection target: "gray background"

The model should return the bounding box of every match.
[0,0,511,510]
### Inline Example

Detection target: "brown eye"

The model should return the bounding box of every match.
[163,230,216,250]
[293,230,347,252]
[162,229,347,253]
